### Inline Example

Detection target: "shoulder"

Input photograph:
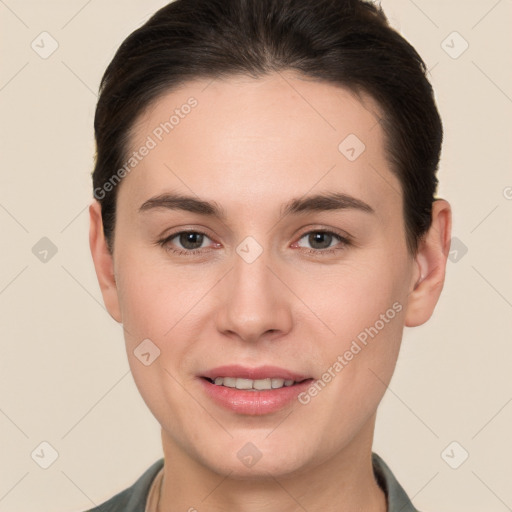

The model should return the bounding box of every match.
[80,458,164,512]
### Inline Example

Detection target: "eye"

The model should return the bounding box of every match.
[157,230,216,256]
[293,229,351,255]
[157,228,352,257]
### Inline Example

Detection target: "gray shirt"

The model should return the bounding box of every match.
[83,452,420,512]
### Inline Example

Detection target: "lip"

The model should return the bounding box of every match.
[201,365,310,382]
[198,365,313,415]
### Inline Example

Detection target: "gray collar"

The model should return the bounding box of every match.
[372,452,421,511]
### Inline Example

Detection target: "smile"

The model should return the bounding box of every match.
[206,377,300,390]
[199,365,314,414]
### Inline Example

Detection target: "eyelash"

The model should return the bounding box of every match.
[156,229,352,257]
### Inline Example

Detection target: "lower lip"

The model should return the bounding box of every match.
[199,377,313,415]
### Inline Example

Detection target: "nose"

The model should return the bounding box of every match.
[215,243,293,344]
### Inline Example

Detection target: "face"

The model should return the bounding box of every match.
[93,71,426,478]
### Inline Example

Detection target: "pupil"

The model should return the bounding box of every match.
[310,232,331,249]
[180,232,203,249]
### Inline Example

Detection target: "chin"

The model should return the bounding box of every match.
[195,438,316,480]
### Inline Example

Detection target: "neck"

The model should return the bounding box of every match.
[157,417,387,512]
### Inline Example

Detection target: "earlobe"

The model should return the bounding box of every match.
[88,200,122,323]
[404,199,452,327]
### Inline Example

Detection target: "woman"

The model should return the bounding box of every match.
[87,0,451,510]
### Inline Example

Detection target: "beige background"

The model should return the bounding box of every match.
[1,0,511,510]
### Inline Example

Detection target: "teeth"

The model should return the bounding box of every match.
[211,377,298,390]
[222,377,237,388]
[236,378,253,390]
[271,378,284,388]
[253,378,272,390]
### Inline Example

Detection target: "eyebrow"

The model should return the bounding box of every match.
[138,191,375,219]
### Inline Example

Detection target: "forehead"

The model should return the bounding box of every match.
[121,71,401,220]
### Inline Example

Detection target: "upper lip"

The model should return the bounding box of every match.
[201,365,311,382]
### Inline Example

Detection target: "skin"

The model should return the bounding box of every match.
[89,71,451,512]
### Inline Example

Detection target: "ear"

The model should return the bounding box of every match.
[89,200,122,323]
[404,199,452,327]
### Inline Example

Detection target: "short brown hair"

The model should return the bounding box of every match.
[92,0,442,255]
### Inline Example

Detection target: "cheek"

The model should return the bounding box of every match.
[301,254,407,342]
[126,350,205,456]
[299,253,409,410]
[115,253,207,345]
[115,257,205,435]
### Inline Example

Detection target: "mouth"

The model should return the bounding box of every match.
[202,376,308,390]
[198,365,314,415]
